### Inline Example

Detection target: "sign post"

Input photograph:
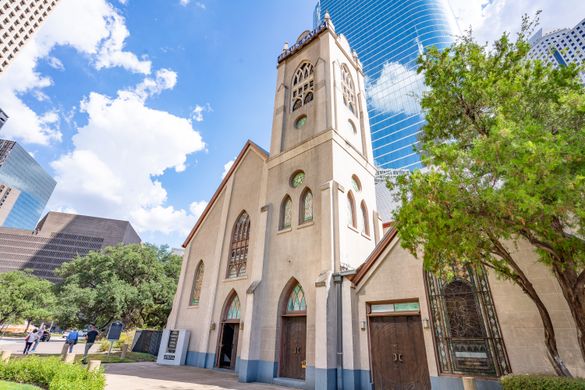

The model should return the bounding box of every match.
[106,321,124,357]
[156,329,190,366]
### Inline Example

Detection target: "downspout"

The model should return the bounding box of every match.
[333,273,343,390]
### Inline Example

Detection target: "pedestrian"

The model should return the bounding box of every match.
[82,325,99,363]
[31,328,44,352]
[65,328,79,353]
[23,329,39,355]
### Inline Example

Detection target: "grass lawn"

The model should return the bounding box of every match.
[0,381,41,390]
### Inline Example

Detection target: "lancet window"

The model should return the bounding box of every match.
[190,260,204,305]
[226,211,250,279]
[341,65,357,115]
[281,196,293,229]
[300,188,313,224]
[291,62,314,111]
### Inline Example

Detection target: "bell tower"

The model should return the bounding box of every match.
[269,14,374,164]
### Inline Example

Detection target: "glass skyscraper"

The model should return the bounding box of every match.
[0,140,56,229]
[314,0,457,169]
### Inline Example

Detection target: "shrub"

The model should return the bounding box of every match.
[97,338,111,352]
[501,374,585,390]
[0,357,104,390]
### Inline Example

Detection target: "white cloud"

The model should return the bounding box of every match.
[49,73,207,238]
[0,0,151,145]
[46,56,64,70]
[195,2,206,10]
[191,103,212,122]
[446,0,585,44]
[367,62,426,115]
[180,0,190,5]
[222,159,235,178]
[189,201,208,220]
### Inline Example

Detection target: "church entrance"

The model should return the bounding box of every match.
[279,281,307,380]
[216,292,241,370]
[368,302,431,390]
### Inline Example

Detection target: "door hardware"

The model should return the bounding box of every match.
[398,353,403,362]
[393,353,398,362]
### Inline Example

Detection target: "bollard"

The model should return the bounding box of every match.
[87,360,101,372]
[60,343,69,360]
[0,350,11,362]
[463,376,477,390]
[120,344,128,359]
[64,352,76,364]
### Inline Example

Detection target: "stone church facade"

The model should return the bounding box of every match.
[166,17,584,389]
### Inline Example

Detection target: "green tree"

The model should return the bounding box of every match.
[55,243,182,330]
[392,15,584,377]
[0,271,56,326]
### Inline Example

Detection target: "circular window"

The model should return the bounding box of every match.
[295,115,307,129]
[348,119,357,134]
[351,175,361,192]
[291,171,305,188]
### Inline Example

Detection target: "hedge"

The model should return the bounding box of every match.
[0,357,104,390]
[501,374,585,390]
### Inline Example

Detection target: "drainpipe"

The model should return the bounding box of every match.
[333,273,343,390]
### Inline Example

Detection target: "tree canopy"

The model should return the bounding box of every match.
[0,271,55,326]
[392,16,584,376]
[54,243,182,330]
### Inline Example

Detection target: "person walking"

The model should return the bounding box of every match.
[82,325,98,363]
[23,329,39,355]
[30,328,44,352]
[65,328,79,353]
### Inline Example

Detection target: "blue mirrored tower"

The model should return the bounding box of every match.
[314,0,457,169]
[0,140,56,229]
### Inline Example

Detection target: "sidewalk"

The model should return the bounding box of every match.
[105,362,287,390]
[0,338,99,355]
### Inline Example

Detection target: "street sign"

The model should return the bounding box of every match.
[107,321,123,341]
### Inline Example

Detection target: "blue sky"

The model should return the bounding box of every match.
[0,0,583,247]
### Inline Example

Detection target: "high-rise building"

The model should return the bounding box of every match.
[0,211,141,281]
[314,0,457,169]
[0,139,56,229]
[528,18,585,82]
[0,108,8,129]
[0,0,61,73]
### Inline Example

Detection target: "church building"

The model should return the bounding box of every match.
[165,16,585,389]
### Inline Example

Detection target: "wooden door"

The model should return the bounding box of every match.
[369,316,430,390]
[218,323,239,369]
[280,316,307,379]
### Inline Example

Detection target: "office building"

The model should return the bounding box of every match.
[0,109,7,129]
[0,211,141,281]
[0,0,61,73]
[0,139,56,229]
[528,18,585,82]
[314,0,457,169]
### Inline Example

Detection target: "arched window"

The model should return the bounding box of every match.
[286,283,307,313]
[347,191,356,228]
[226,211,250,279]
[190,260,204,305]
[341,64,357,115]
[226,294,241,320]
[300,188,313,224]
[360,201,369,236]
[280,195,293,229]
[291,62,314,112]
[351,175,361,192]
[426,266,511,376]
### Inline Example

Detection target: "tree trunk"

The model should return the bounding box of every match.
[24,319,30,333]
[551,263,585,364]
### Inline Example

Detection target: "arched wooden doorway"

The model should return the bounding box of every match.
[279,280,307,380]
[216,292,241,369]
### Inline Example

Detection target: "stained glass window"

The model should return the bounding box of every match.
[291,62,314,112]
[287,284,307,312]
[347,192,356,228]
[351,175,361,192]
[426,265,510,377]
[226,211,250,279]
[295,115,307,129]
[301,189,313,223]
[190,261,204,305]
[226,295,241,320]
[360,201,369,235]
[341,65,357,115]
[291,171,305,188]
[281,196,292,229]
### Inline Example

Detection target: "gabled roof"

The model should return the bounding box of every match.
[350,227,398,285]
[182,140,269,248]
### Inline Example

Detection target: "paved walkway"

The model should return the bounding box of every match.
[0,337,99,355]
[105,362,287,390]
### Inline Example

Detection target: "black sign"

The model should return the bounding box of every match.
[163,354,174,360]
[107,321,124,341]
[167,330,179,354]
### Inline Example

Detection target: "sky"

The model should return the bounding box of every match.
[0,0,583,248]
